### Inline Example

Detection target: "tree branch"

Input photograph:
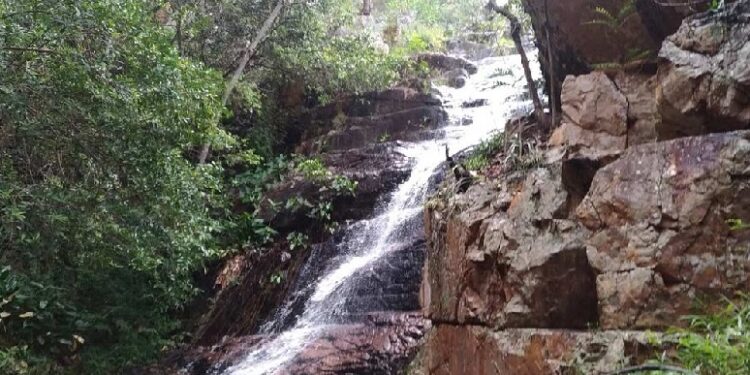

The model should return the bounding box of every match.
[2,46,55,54]
[486,0,546,127]
[198,0,286,164]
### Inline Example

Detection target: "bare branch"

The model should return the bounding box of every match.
[199,0,287,164]
[486,0,546,127]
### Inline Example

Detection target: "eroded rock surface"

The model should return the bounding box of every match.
[578,131,750,329]
[656,0,750,139]
[549,72,628,163]
[296,87,446,154]
[420,326,671,375]
[521,0,691,101]
[163,313,429,375]
[415,53,478,75]
[422,165,598,330]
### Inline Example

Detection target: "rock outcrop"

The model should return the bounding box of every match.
[656,0,750,139]
[423,166,598,330]
[549,72,629,163]
[415,53,478,75]
[415,53,479,89]
[578,131,750,329]
[420,326,672,375]
[521,0,693,102]
[418,4,750,373]
[295,87,446,154]
[156,313,429,375]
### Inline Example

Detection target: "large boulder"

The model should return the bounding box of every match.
[577,131,750,329]
[521,0,693,102]
[422,165,598,330]
[656,0,750,139]
[549,72,628,163]
[294,87,445,154]
[258,144,411,236]
[415,53,478,75]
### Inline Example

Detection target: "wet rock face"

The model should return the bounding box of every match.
[415,53,478,75]
[415,53,479,89]
[421,326,670,375]
[279,313,430,375]
[422,165,598,330]
[259,144,411,236]
[296,87,446,154]
[577,131,750,329]
[163,313,429,375]
[656,0,750,139]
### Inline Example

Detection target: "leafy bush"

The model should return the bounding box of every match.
[1,0,226,371]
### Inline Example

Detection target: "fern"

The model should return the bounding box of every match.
[584,1,637,33]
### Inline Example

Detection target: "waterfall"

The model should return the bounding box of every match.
[222,53,538,375]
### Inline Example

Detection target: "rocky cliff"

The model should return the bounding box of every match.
[418,2,750,373]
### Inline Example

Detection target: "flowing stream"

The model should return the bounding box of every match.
[223,53,538,375]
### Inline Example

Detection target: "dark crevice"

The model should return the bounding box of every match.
[561,158,601,217]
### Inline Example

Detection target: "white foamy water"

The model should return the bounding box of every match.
[222,52,539,375]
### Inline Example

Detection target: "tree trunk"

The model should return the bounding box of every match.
[544,0,557,126]
[361,0,373,16]
[487,0,547,127]
[198,0,286,164]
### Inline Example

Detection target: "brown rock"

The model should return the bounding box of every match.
[551,72,628,163]
[422,166,598,329]
[656,0,750,139]
[613,71,660,146]
[294,87,445,154]
[521,0,691,102]
[279,313,429,375]
[420,326,673,375]
[170,313,429,375]
[578,131,750,329]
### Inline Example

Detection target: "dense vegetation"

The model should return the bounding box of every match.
[4,0,741,373]
[0,0,494,373]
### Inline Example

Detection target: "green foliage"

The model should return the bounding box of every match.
[585,0,655,67]
[1,0,226,371]
[504,135,544,172]
[399,25,447,54]
[464,131,543,175]
[0,0,488,372]
[672,297,750,374]
[331,175,358,196]
[385,0,487,36]
[286,232,309,251]
[584,0,637,30]
[727,219,750,231]
[466,132,507,171]
[296,158,329,181]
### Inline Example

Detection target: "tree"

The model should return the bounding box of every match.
[362,0,373,15]
[486,0,547,128]
[1,0,225,371]
[198,0,287,164]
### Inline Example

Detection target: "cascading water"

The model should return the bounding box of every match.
[223,52,539,375]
